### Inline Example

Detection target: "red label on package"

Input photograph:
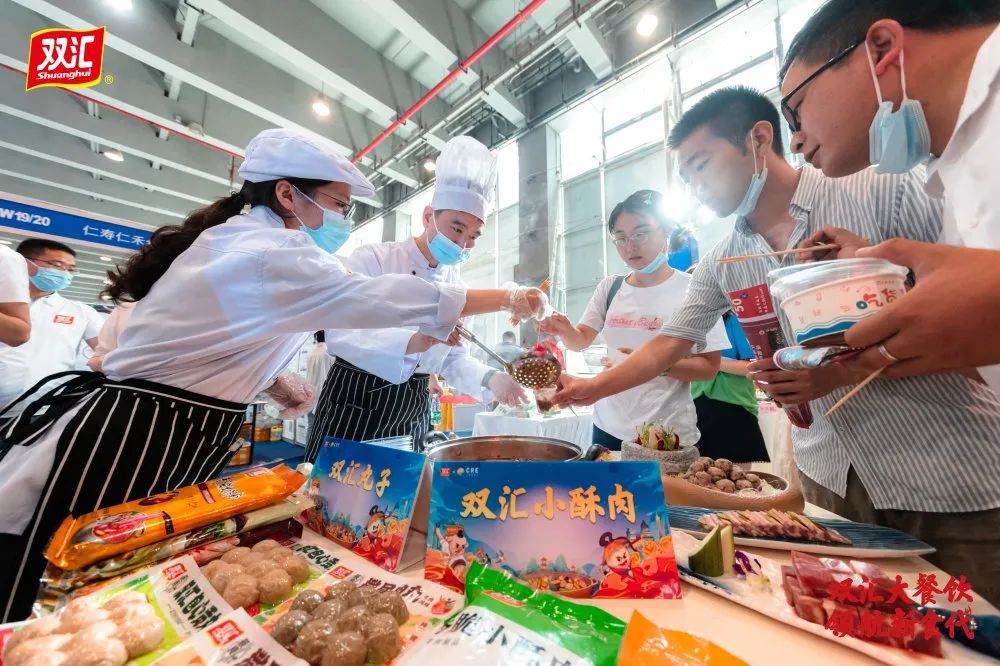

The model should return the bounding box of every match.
[208,619,243,646]
[163,561,188,581]
[53,314,74,324]
[26,27,106,91]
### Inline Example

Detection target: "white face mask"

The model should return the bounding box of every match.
[733,135,768,218]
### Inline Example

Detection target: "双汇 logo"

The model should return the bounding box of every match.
[26,26,106,91]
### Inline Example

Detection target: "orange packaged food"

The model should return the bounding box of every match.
[617,612,748,666]
[46,465,304,571]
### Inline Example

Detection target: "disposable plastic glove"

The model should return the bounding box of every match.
[501,282,551,322]
[262,373,316,419]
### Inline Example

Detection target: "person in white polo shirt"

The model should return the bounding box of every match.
[0,244,30,347]
[0,239,101,420]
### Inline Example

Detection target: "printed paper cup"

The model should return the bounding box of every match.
[769,259,908,346]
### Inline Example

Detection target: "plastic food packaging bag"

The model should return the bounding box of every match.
[399,560,626,666]
[46,465,304,570]
[44,496,312,593]
[616,612,747,665]
[150,609,307,665]
[2,556,229,666]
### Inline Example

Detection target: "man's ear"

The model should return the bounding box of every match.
[866,19,906,77]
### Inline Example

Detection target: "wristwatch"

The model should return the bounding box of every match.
[481,369,498,388]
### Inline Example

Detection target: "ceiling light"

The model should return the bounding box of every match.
[636,12,658,37]
[106,0,133,10]
[312,97,331,117]
[423,159,436,172]
[104,149,124,162]
[99,256,112,261]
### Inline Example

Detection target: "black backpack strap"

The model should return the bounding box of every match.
[605,275,626,312]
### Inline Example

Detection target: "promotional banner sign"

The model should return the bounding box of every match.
[0,195,151,252]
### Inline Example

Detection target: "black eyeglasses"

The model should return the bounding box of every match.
[781,38,863,133]
[315,191,356,219]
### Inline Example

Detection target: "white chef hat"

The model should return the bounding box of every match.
[238,128,375,198]
[430,136,497,221]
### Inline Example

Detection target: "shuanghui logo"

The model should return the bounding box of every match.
[25,26,106,91]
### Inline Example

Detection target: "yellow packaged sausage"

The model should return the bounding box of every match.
[46,465,304,571]
[617,612,747,665]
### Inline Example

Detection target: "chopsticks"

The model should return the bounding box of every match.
[718,243,840,264]
[823,366,887,416]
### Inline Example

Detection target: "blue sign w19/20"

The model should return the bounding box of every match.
[0,197,151,250]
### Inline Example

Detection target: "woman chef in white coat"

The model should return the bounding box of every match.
[306,137,527,458]
[0,128,548,620]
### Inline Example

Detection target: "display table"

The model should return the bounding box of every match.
[472,409,593,448]
[392,515,998,666]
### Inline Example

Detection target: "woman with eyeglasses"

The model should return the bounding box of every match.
[0,128,549,621]
[537,190,727,450]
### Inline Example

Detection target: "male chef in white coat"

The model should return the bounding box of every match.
[306,136,525,459]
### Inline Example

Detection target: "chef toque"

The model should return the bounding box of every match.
[239,128,375,199]
[430,136,497,221]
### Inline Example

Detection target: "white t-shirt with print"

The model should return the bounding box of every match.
[579,272,728,445]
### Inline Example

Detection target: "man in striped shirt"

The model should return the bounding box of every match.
[552,87,1000,604]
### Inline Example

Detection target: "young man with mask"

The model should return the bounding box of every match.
[778,0,1000,393]
[306,137,527,460]
[552,87,1000,604]
[0,239,102,420]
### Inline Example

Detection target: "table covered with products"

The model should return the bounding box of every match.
[3,451,997,666]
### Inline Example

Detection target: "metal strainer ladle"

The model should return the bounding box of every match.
[454,325,560,390]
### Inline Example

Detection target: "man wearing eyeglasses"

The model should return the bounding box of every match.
[552,86,1000,603]
[777,0,1000,400]
[0,239,102,421]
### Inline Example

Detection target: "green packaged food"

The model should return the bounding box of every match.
[400,561,626,665]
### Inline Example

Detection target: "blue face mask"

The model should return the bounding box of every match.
[733,136,767,217]
[293,187,351,254]
[635,251,668,274]
[28,262,73,292]
[428,218,471,265]
[865,42,930,174]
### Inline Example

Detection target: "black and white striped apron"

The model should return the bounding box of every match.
[0,371,248,621]
[305,359,430,461]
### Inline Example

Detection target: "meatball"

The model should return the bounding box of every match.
[5,635,71,666]
[364,613,401,664]
[115,616,165,658]
[109,600,156,625]
[245,558,282,578]
[237,552,270,569]
[322,631,366,666]
[200,559,228,579]
[335,605,371,633]
[686,475,702,485]
[291,589,325,614]
[265,546,296,562]
[693,471,711,484]
[251,539,282,553]
[729,467,746,481]
[310,599,346,622]
[714,458,734,474]
[271,610,311,647]
[222,574,260,609]
[220,546,252,564]
[58,608,110,633]
[64,596,101,614]
[688,460,707,473]
[207,563,247,593]
[695,456,714,468]
[715,479,736,493]
[735,479,753,490]
[706,466,725,480]
[744,473,760,484]
[69,636,128,666]
[102,591,147,611]
[3,615,63,657]
[324,581,358,602]
[73,619,118,641]
[259,569,294,605]
[364,592,409,625]
[293,619,337,665]
[279,555,311,583]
